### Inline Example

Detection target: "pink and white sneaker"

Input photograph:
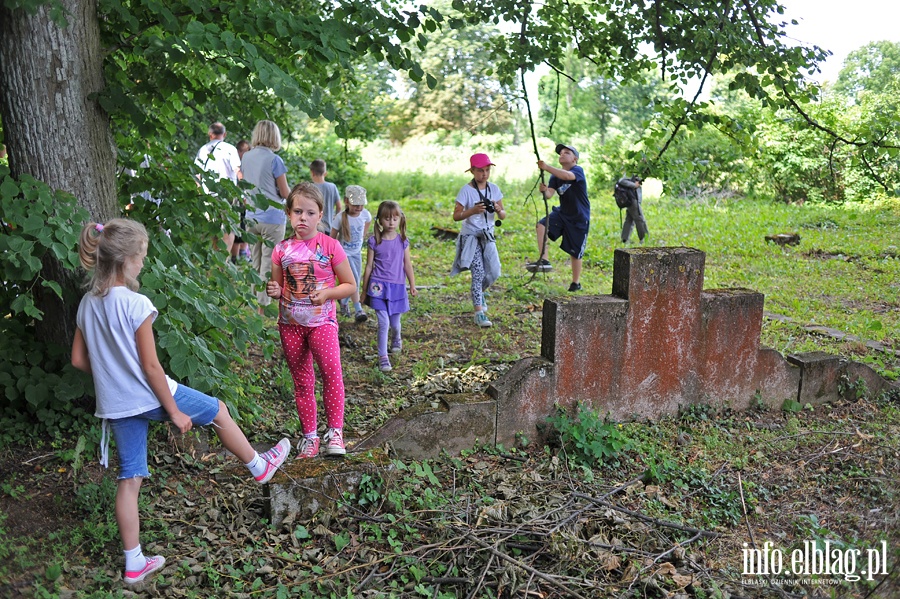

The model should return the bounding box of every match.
[124,555,166,584]
[297,436,320,459]
[323,428,346,458]
[254,438,291,484]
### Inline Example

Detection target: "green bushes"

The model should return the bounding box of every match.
[0,158,278,445]
[281,123,367,190]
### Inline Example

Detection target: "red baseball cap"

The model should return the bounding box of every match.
[468,153,495,170]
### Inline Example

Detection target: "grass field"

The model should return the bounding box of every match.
[360,140,900,379]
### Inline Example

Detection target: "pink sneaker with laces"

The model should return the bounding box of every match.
[254,438,291,484]
[323,428,346,457]
[297,436,320,459]
[124,555,166,584]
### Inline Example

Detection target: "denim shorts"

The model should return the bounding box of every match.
[108,385,220,479]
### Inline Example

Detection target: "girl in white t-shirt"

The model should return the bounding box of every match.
[450,153,507,328]
[71,218,290,585]
[330,185,372,322]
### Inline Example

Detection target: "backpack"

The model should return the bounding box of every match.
[614,177,639,209]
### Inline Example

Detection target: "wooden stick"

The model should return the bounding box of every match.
[573,493,719,538]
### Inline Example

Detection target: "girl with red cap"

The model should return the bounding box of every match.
[450,153,507,327]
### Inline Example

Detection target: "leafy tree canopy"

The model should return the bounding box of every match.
[834,40,900,100]
[537,55,672,145]
[451,0,832,169]
[96,0,444,154]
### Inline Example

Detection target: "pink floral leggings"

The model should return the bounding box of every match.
[279,323,345,435]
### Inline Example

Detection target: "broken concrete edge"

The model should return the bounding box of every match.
[787,351,900,407]
[355,393,498,460]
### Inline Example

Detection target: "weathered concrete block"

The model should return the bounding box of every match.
[698,288,765,410]
[754,348,802,409]
[540,296,628,411]
[615,248,706,419]
[840,361,900,399]
[489,356,558,447]
[612,247,705,301]
[788,352,848,406]
[265,450,392,527]
[354,395,496,459]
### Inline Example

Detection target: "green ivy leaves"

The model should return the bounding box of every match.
[546,403,631,468]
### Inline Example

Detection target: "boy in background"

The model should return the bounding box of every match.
[619,176,647,244]
[310,159,341,233]
[527,144,590,292]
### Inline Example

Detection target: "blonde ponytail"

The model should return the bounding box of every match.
[339,211,351,242]
[78,219,149,295]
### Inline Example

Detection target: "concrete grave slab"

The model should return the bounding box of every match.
[353,248,897,454]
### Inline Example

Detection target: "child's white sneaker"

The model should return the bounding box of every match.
[475,311,492,328]
[255,438,291,484]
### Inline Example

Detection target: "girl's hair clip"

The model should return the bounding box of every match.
[95,223,104,233]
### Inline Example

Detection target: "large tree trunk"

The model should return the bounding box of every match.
[0,0,118,347]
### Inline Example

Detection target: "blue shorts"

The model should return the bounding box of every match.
[108,385,220,479]
[539,207,589,259]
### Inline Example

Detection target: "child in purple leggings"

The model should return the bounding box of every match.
[360,201,418,372]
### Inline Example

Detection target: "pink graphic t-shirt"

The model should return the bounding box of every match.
[271,233,348,328]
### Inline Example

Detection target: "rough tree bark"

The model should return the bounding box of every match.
[0,0,118,347]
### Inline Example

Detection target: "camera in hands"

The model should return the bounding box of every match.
[481,197,501,226]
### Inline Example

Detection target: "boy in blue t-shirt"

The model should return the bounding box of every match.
[527,143,590,292]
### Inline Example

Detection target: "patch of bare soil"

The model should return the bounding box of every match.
[0,453,77,539]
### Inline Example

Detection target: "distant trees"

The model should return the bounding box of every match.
[537,56,667,145]
[743,42,900,202]
[832,41,900,195]
[449,0,897,202]
[388,8,515,142]
[834,41,900,100]
[580,39,900,202]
